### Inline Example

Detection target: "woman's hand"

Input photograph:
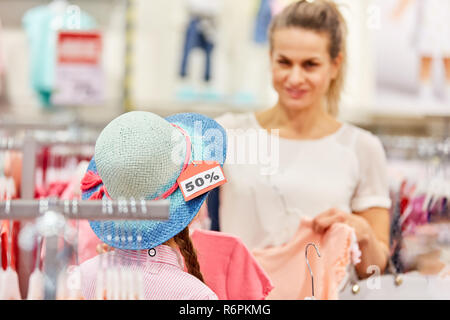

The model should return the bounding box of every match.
[313,207,391,278]
[312,208,372,244]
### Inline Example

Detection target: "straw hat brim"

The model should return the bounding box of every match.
[82,113,227,250]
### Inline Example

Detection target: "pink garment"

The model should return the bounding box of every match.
[252,218,360,300]
[191,229,274,300]
[3,151,22,198]
[80,245,218,300]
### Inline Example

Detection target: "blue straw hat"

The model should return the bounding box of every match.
[81,111,227,250]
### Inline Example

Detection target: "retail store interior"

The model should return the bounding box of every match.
[0,0,449,301]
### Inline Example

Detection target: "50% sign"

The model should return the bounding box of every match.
[177,162,227,201]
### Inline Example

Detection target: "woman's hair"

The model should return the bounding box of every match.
[173,226,205,283]
[269,0,348,117]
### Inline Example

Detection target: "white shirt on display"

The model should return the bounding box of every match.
[215,112,392,250]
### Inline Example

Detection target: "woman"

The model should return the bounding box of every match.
[216,0,391,279]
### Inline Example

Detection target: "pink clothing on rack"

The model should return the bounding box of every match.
[80,245,218,300]
[252,218,360,300]
[60,161,89,200]
[3,151,23,198]
[190,229,274,300]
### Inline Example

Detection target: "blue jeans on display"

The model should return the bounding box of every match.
[253,0,272,44]
[180,17,214,82]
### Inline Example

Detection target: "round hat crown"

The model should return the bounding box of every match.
[94,111,186,200]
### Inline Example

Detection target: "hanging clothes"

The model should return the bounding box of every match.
[413,0,450,57]
[190,229,274,300]
[253,0,299,44]
[252,217,361,300]
[22,1,97,108]
[2,150,21,199]
[253,0,272,44]
[180,18,215,82]
[0,221,21,300]
[179,0,221,83]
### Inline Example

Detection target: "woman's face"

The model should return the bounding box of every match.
[270,28,340,112]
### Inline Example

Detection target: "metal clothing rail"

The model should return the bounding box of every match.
[0,199,170,220]
[1,132,97,298]
[0,137,23,151]
[0,198,170,300]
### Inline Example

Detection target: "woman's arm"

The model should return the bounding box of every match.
[312,207,390,279]
[353,207,390,278]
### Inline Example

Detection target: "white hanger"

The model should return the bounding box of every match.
[27,236,44,300]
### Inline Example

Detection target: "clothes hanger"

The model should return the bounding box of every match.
[304,242,321,300]
[27,236,44,300]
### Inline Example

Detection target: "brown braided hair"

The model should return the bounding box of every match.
[173,227,205,283]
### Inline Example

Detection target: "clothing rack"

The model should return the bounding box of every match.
[0,199,170,220]
[0,199,170,300]
[1,130,98,298]
[0,132,97,200]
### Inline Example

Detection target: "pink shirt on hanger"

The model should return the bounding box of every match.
[190,229,274,300]
[80,245,218,300]
[252,218,361,300]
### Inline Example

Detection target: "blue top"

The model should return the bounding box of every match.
[22,4,97,107]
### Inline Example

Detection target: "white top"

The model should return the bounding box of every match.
[215,112,392,250]
[415,0,450,56]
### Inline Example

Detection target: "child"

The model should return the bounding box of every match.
[79,111,227,300]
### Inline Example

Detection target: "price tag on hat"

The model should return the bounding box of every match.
[177,161,227,201]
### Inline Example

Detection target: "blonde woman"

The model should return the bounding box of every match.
[215,0,391,279]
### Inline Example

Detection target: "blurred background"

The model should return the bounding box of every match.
[0,0,449,299]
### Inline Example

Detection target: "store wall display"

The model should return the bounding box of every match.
[177,0,222,101]
[22,0,97,109]
[374,0,450,111]
[0,0,375,118]
[253,0,272,44]
[0,18,4,98]
[0,18,9,109]
[52,31,104,107]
